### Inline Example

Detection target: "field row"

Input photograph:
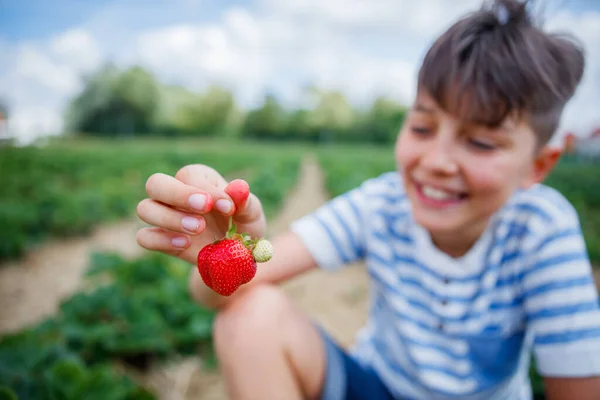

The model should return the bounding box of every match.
[0,138,304,261]
[1,138,308,399]
[2,139,599,263]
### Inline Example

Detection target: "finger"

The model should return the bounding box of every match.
[136,227,191,253]
[137,199,206,235]
[224,179,264,225]
[145,173,218,214]
[175,164,228,188]
[175,165,237,217]
[137,227,200,265]
[225,179,250,207]
[233,192,264,225]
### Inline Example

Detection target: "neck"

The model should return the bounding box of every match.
[430,220,490,258]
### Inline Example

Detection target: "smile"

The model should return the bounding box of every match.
[414,183,468,208]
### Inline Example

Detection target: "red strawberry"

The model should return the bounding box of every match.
[197,244,214,288]
[197,238,256,296]
[197,221,270,296]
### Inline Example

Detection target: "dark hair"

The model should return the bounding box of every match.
[417,0,585,146]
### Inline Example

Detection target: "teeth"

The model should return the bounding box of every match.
[421,185,457,200]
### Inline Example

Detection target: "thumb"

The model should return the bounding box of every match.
[224,179,250,209]
[224,179,264,226]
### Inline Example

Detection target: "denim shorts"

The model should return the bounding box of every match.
[318,328,397,400]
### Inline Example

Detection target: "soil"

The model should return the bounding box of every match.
[0,220,147,333]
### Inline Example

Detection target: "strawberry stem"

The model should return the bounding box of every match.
[222,216,259,252]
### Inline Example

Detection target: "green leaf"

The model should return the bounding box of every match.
[44,359,88,400]
[86,252,126,277]
[0,386,18,400]
[188,314,214,340]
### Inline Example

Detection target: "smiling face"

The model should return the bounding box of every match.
[395,91,559,256]
[394,0,583,256]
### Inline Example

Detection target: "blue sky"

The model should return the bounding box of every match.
[2,0,598,40]
[0,0,232,39]
[1,0,599,144]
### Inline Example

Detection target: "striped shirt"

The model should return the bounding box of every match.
[290,172,600,399]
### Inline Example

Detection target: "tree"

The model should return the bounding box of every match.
[307,88,356,142]
[242,94,288,140]
[286,109,317,142]
[359,96,407,144]
[166,85,240,137]
[66,64,160,136]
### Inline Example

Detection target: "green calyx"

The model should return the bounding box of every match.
[222,217,262,252]
[215,217,274,263]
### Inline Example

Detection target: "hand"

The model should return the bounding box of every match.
[136,164,266,265]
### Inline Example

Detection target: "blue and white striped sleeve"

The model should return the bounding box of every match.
[290,181,371,271]
[523,223,600,377]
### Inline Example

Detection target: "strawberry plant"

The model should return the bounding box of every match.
[60,252,216,368]
[0,138,302,262]
[0,251,219,398]
[316,145,395,197]
[0,321,154,400]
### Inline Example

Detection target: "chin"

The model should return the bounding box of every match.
[412,210,460,233]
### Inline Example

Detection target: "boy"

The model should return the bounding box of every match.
[135,0,600,398]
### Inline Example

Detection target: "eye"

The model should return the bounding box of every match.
[469,139,496,151]
[411,126,431,135]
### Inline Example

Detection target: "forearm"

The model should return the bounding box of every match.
[544,376,600,400]
[188,230,317,310]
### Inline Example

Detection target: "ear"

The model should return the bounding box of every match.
[522,146,562,188]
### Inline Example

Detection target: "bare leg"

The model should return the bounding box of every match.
[213,284,327,400]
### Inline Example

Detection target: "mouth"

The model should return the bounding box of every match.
[413,181,468,208]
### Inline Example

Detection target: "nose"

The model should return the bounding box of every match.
[420,135,458,175]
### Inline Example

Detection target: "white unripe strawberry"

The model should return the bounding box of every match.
[252,239,274,263]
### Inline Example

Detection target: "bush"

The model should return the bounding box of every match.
[0,251,218,398]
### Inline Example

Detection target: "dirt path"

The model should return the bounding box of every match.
[0,220,147,334]
[0,153,370,400]
[273,154,369,347]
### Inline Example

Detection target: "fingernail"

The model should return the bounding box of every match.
[172,237,188,248]
[182,216,200,232]
[189,194,207,211]
[215,199,232,214]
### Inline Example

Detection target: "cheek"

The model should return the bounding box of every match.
[465,156,526,195]
[395,131,415,168]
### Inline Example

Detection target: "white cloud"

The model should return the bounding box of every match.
[134,1,425,108]
[49,28,102,70]
[1,0,598,145]
[136,10,269,106]
[261,0,480,39]
[14,45,79,93]
[0,29,101,144]
[9,107,63,144]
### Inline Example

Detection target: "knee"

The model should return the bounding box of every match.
[213,284,289,347]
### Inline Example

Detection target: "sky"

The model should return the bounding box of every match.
[1,0,599,145]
